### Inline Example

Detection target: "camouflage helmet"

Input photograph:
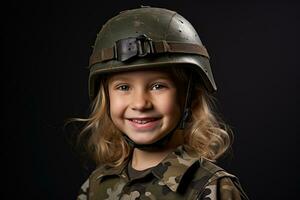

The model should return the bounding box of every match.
[88,6,217,99]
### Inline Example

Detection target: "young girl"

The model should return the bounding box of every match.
[75,6,249,200]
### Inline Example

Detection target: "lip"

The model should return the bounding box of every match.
[126,117,161,131]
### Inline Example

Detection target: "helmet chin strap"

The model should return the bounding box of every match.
[179,73,194,130]
[123,125,178,150]
[123,73,194,150]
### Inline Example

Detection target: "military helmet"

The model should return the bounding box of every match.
[88,6,217,99]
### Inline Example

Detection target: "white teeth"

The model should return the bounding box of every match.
[132,119,151,124]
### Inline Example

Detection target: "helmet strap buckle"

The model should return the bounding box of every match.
[136,34,154,57]
[115,34,154,61]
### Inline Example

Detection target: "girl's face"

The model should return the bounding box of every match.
[108,69,181,145]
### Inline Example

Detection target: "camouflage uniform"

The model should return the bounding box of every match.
[76,145,249,200]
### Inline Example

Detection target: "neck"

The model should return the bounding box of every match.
[131,131,184,170]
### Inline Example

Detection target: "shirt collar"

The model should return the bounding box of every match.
[95,160,129,181]
[151,145,199,192]
[94,145,199,192]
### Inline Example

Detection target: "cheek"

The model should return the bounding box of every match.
[109,93,126,118]
[156,92,181,117]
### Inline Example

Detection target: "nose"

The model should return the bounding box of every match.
[130,90,153,111]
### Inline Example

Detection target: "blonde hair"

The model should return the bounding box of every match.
[74,67,232,167]
[185,85,232,160]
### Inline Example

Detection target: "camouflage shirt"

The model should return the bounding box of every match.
[77,145,249,200]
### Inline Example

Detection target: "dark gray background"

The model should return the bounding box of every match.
[3,1,299,199]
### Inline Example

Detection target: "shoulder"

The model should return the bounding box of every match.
[76,165,109,200]
[190,157,231,187]
[76,177,89,200]
[199,159,249,200]
[189,158,249,200]
[200,176,249,200]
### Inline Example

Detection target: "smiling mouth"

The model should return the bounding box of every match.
[129,118,159,124]
[127,117,162,130]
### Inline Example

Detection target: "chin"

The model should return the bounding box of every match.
[126,133,152,143]
[131,138,156,145]
[129,133,167,145]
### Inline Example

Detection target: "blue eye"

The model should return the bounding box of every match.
[152,83,165,90]
[117,85,129,91]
